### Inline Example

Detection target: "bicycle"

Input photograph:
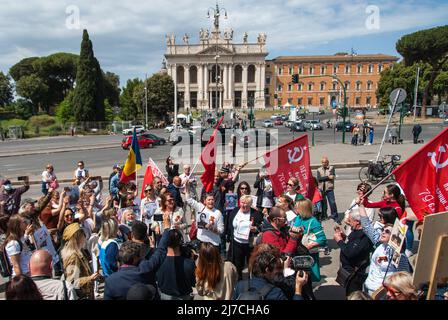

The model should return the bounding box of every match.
[358,154,401,183]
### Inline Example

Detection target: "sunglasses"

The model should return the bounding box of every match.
[239,187,248,190]
[287,183,295,187]
[145,189,153,192]
[381,228,392,234]
[166,199,174,202]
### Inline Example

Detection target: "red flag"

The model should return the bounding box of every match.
[392,128,448,221]
[263,134,315,198]
[140,158,169,199]
[200,116,224,193]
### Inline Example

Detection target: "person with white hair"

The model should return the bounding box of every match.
[225,195,263,280]
[334,208,374,296]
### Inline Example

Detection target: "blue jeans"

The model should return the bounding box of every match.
[41,182,48,195]
[324,190,338,219]
[405,220,415,251]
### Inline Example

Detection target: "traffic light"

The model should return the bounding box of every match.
[291,74,299,84]
[337,106,348,118]
[274,94,278,99]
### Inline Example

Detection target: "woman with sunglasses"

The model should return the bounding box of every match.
[140,183,159,229]
[358,205,398,246]
[151,192,186,243]
[283,178,305,204]
[236,182,251,204]
[364,225,412,295]
[383,272,418,300]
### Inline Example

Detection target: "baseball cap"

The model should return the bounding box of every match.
[219,166,230,173]
[113,164,122,169]
[20,198,37,206]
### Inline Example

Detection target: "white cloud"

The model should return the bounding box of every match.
[0,0,447,85]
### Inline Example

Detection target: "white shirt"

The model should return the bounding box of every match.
[286,210,297,226]
[364,244,397,293]
[74,168,88,179]
[187,198,223,246]
[233,209,251,244]
[179,172,197,197]
[140,197,159,226]
[41,171,56,183]
[5,238,33,276]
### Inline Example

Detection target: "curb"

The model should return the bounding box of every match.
[0,143,119,158]
[10,162,367,186]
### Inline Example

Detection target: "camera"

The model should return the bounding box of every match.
[181,239,201,260]
[291,255,314,276]
[17,176,28,181]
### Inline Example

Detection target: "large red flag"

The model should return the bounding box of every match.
[392,128,448,221]
[200,116,224,193]
[263,134,315,198]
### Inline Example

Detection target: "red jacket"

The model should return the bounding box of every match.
[261,226,297,254]
[362,198,405,220]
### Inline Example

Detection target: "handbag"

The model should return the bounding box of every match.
[301,221,321,254]
[189,221,197,241]
[335,266,353,288]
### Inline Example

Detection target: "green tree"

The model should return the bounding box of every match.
[103,72,120,108]
[119,78,142,120]
[104,99,114,121]
[135,73,174,121]
[396,25,448,118]
[9,57,39,81]
[4,99,34,119]
[15,74,49,114]
[55,91,75,124]
[0,71,13,107]
[72,29,105,123]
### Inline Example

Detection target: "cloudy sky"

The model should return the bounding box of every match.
[0,0,447,87]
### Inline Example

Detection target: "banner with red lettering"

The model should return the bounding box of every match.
[263,134,315,198]
[392,128,448,221]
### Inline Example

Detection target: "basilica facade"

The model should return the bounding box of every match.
[164,16,268,111]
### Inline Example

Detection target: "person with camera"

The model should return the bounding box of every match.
[0,177,30,216]
[225,195,263,280]
[104,214,171,300]
[260,207,301,255]
[3,214,36,276]
[156,229,196,300]
[73,161,89,185]
[195,242,238,300]
[185,180,224,248]
[334,208,374,296]
[233,243,308,300]
[151,192,186,244]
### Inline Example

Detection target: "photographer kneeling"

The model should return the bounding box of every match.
[233,243,308,300]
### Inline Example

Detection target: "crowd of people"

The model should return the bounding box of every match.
[0,154,446,301]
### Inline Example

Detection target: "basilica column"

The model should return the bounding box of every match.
[242,63,248,108]
[255,63,261,100]
[260,63,266,108]
[228,65,233,105]
[204,64,209,108]
[184,64,190,110]
[223,64,228,102]
[198,64,203,108]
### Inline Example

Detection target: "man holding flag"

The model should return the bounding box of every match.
[120,128,143,184]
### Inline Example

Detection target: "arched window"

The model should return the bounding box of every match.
[344,81,350,90]
[357,64,362,74]
[320,82,326,91]
[248,65,256,83]
[189,66,197,84]
[356,81,362,91]
[234,65,242,83]
[308,82,314,91]
[367,81,373,91]
[298,82,303,91]
[176,66,184,84]
[211,65,221,83]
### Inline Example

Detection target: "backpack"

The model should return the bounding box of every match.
[236,279,274,300]
[0,240,22,278]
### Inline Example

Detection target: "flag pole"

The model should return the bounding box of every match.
[348,171,396,211]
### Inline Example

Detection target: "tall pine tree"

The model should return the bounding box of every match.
[73,29,105,122]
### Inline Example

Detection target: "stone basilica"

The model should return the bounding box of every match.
[164,5,268,111]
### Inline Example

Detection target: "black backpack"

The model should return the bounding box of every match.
[236,279,274,300]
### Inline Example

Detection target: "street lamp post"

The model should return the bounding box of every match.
[144,74,148,130]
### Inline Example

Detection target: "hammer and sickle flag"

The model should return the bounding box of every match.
[263,134,315,198]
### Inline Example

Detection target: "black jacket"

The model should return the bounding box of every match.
[253,174,274,208]
[166,164,179,184]
[225,207,263,242]
[104,230,169,300]
[337,229,373,273]
[167,184,183,208]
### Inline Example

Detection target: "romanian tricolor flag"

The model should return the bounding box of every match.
[120,128,142,183]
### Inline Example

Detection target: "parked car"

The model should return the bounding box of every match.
[165,124,183,133]
[290,121,307,132]
[304,120,323,130]
[122,135,155,149]
[335,121,354,132]
[274,117,283,126]
[270,114,281,120]
[239,130,278,148]
[263,120,274,128]
[318,109,325,115]
[169,130,195,146]
[285,120,294,128]
[122,125,145,135]
[281,115,289,121]
[140,133,166,145]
